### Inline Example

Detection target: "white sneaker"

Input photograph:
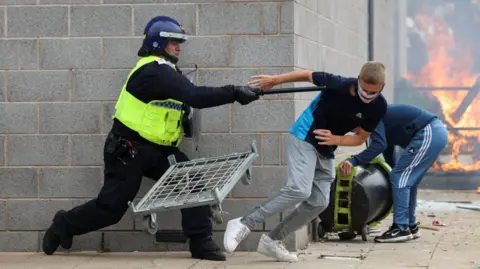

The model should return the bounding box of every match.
[224,217,251,253]
[257,234,298,263]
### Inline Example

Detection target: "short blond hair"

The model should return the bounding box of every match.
[359,61,386,85]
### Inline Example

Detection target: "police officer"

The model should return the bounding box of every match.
[42,16,259,261]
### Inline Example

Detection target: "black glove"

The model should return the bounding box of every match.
[233,86,260,105]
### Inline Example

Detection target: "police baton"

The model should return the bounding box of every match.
[252,86,326,95]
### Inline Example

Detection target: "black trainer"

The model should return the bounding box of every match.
[374,223,413,243]
[189,236,226,261]
[409,222,421,239]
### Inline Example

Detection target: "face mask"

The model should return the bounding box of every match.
[357,83,381,103]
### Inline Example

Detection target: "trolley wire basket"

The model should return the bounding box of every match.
[128,140,259,234]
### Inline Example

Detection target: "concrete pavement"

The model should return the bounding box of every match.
[1,190,480,269]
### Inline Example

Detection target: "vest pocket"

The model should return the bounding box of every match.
[140,104,167,138]
[165,111,180,133]
[140,102,183,145]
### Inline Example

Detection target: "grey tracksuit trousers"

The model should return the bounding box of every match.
[241,134,335,241]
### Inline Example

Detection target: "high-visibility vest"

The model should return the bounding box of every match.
[113,55,184,147]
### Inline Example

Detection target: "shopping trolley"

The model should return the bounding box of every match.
[128,140,259,235]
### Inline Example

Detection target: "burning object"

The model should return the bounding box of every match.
[398,8,480,172]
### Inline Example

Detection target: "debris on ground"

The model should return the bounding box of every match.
[457,205,480,211]
[419,225,440,231]
[432,220,447,226]
[318,254,367,260]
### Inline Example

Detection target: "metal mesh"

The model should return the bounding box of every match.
[134,151,255,213]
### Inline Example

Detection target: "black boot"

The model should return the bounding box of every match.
[189,236,226,261]
[42,210,74,255]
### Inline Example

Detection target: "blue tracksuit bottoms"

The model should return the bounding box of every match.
[390,118,448,228]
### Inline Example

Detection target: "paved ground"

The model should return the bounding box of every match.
[1,190,480,269]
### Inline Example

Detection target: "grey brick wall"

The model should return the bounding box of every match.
[373,0,395,103]
[0,0,395,252]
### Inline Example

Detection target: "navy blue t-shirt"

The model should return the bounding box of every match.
[290,72,388,159]
[349,104,438,166]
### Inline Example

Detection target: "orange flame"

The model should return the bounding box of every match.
[404,13,480,171]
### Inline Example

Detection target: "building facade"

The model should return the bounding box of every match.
[0,0,395,252]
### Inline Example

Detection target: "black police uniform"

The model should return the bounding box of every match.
[42,58,259,261]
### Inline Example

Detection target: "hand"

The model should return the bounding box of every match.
[339,160,353,176]
[233,86,260,105]
[313,129,340,145]
[248,75,278,89]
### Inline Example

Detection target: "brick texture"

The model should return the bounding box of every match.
[0,0,395,253]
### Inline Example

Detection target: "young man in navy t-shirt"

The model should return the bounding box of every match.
[339,104,448,243]
[223,62,388,262]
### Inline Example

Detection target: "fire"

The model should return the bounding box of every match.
[404,12,480,171]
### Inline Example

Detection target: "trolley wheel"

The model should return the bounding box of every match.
[317,222,326,239]
[143,213,158,235]
[211,205,224,224]
[338,231,357,241]
[241,168,252,185]
[361,225,368,241]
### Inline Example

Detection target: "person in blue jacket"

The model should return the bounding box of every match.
[339,104,449,243]
[223,62,388,262]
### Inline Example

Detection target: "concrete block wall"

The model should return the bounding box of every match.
[373,0,395,103]
[0,0,395,252]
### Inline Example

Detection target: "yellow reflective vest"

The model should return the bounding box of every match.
[113,55,184,147]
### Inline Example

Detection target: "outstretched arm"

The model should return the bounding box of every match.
[248,70,347,89]
[155,65,257,109]
[273,70,313,84]
[155,65,234,108]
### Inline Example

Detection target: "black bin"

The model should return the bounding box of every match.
[317,157,393,241]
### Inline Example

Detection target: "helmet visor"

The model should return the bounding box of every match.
[159,31,188,42]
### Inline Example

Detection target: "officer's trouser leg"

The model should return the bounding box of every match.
[153,149,222,260]
[147,148,221,261]
[181,206,213,238]
[159,149,213,238]
[66,137,146,235]
[43,136,147,255]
